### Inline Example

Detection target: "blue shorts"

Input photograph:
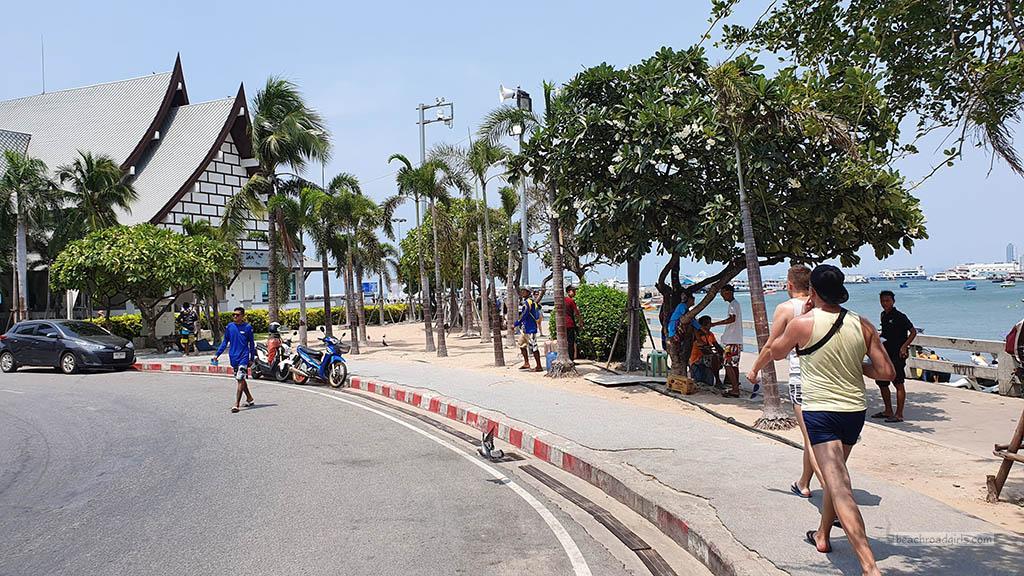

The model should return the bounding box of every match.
[802,410,866,446]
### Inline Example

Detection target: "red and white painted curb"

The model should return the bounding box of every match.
[131,362,777,576]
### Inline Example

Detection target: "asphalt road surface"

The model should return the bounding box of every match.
[0,369,677,576]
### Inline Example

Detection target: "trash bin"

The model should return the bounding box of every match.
[545,351,558,373]
[646,350,668,377]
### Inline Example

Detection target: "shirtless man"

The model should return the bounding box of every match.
[747,265,821,498]
[750,265,894,576]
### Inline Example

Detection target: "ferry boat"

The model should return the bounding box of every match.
[876,266,927,281]
[847,275,870,284]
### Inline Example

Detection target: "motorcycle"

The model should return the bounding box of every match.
[289,327,350,388]
[252,334,294,382]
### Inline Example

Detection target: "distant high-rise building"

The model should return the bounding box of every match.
[1009,243,1018,263]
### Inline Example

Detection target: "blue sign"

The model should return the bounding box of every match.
[361,281,377,294]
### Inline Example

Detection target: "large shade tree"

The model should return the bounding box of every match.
[534,46,927,424]
[246,77,330,325]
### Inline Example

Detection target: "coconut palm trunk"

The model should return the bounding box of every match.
[481,184,504,365]
[268,205,280,324]
[321,252,333,336]
[296,242,308,346]
[732,140,793,429]
[476,221,489,343]
[462,243,475,335]
[15,213,28,322]
[345,242,360,354]
[505,233,518,348]
[378,272,386,326]
[547,182,576,376]
[356,266,368,342]
[415,199,435,352]
[430,198,448,357]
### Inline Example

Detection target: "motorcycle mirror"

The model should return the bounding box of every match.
[316,325,325,333]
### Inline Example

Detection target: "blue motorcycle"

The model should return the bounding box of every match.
[289,328,349,388]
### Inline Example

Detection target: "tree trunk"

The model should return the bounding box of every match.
[506,228,518,348]
[321,252,333,337]
[345,242,360,354]
[415,198,435,352]
[430,199,448,357]
[211,280,223,344]
[623,256,644,372]
[268,205,280,324]
[356,266,368,342]
[462,243,474,336]
[378,272,386,326]
[476,220,490,343]
[15,213,28,322]
[140,306,162,352]
[481,182,504,365]
[547,182,576,377]
[297,243,308,347]
[733,140,794,430]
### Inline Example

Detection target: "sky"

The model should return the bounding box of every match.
[2,0,1021,289]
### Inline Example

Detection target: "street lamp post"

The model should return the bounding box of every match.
[499,86,532,286]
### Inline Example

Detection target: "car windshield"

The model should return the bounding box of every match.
[60,321,113,338]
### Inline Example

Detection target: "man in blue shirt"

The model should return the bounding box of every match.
[666,291,701,376]
[514,287,543,372]
[215,306,258,413]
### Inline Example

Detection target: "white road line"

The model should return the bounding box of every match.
[225,378,593,576]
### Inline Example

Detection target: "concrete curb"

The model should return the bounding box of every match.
[131,362,782,576]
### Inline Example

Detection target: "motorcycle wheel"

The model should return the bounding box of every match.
[274,364,291,382]
[328,361,348,388]
[292,371,309,385]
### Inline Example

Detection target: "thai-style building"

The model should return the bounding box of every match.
[0,56,319,327]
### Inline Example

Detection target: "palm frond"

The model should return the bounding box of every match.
[478,105,540,144]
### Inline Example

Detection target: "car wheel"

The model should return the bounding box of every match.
[60,352,79,375]
[0,351,16,373]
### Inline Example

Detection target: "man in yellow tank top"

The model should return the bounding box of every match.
[752,265,894,576]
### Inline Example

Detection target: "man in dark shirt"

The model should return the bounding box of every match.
[177,302,200,357]
[564,286,582,360]
[873,290,916,422]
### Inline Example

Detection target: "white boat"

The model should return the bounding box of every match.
[878,266,928,281]
[847,275,870,284]
[1001,280,1017,288]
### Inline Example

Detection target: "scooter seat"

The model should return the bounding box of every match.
[297,346,323,362]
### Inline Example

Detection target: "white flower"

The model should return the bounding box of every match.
[787,178,802,189]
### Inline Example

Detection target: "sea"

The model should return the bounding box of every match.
[643,280,1024,360]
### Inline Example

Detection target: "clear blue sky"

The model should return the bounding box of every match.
[2,0,1020,287]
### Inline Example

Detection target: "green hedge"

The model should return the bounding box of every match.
[87,314,142,340]
[549,284,647,361]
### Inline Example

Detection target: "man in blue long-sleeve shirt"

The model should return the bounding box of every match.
[215,307,257,413]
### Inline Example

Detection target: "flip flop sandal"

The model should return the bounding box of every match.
[791,482,812,498]
[805,530,832,553]
[884,416,904,423]
[244,401,255,407]
[870,411,889,419]
[230,407,240,413]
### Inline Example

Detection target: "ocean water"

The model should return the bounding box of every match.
[644,280,1024,349]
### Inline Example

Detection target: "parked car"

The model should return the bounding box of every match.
[0,320,135,374]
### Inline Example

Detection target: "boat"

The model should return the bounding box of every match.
[876,266,927,281]
[1001,280,1017,288]
[847,275,870,284]
[964,281,977,291]
[899,282,909,288]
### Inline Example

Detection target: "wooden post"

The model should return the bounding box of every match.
[987,407,1024,502]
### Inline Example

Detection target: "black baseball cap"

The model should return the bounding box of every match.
[810,265,849,305]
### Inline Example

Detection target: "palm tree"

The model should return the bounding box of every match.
[267,185,321,347]
[307,185,348,338]
[247,76,330,324]
[434,139,510,365]
[481,89,577,376]
[498,185,520,348]
[1,150,58,322]
[328,180,376,354]
[710,60,857,429]
[56,150,137,233]
[384,154,435,352]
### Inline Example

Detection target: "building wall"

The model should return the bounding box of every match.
[158,134,266,250]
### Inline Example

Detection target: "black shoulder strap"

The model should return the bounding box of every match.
[796,309,848,357]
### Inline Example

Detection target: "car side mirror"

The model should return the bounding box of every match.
[44,332,59,339]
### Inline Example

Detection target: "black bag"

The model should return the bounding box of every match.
[796,309,848,357]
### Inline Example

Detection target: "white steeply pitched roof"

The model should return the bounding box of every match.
[0,72,173,174]
[123,97,236,225]
[0,129,32,174]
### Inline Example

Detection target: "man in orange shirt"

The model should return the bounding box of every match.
[690,316,723,387]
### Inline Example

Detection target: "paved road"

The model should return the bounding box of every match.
[0,370,646,576]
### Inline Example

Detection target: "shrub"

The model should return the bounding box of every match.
[553,283,647,361]
[87,314,142,340]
